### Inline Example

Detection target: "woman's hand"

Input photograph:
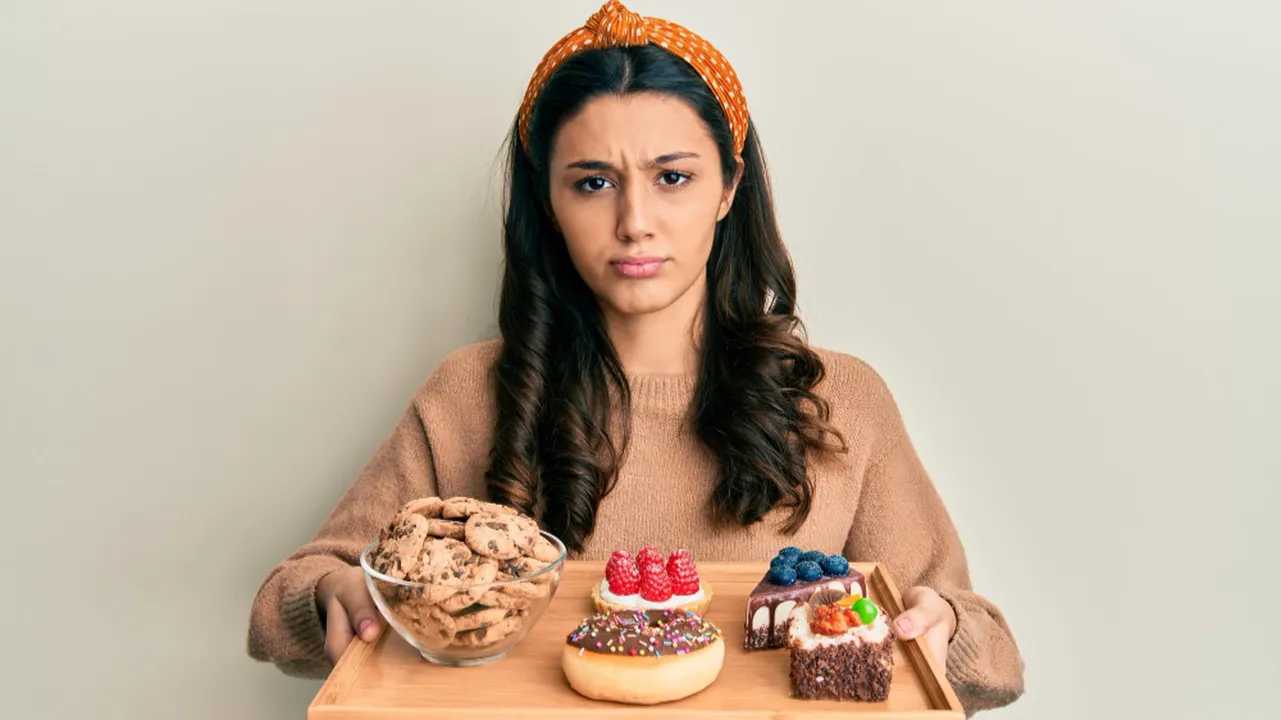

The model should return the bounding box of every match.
[316,565,384,664]
[893,586,957,670]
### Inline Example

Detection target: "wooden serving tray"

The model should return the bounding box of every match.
[311,561,963,719]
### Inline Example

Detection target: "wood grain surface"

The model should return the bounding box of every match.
[310,561,963,719]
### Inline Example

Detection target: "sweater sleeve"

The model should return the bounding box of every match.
[246,401,439,678]
[842,399,1025,714]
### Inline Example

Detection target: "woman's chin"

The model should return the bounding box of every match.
[601,290,680,319]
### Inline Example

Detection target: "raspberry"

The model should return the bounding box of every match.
[605,550,640,595]
[666,549,700,595]
[639,561,673,602]
[636,544,664,568]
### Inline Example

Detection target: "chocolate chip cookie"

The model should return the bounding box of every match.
[465,512,537,560]
[529,534,562,563]
[372,513,431,579]
[451,606,511,632]
[452,613,526,648]
[424,518,466,540]
[501,555,554,583]
[475,589,531,611]
[441,497,519,520]
[400,496,444,519]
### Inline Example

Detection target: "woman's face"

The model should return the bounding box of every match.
[547,92,741,322]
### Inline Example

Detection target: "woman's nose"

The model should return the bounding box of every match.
[615,182,655,244]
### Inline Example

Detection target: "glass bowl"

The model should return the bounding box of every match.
[359,530,566,666]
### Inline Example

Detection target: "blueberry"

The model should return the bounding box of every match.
[770,555,796,569]
[768,565,798,586]
[799,550,826,565]
[795,560,822,582]
[820,554,850,577]
[778,546,802,561]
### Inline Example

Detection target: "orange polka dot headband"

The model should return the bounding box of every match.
[517,0,750,156]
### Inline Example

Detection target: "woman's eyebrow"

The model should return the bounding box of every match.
[565,151,700,171]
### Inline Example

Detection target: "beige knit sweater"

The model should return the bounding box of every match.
[247,339,1025,713]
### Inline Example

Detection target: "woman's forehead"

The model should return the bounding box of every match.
[551,92,715,165]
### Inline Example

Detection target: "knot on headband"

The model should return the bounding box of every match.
[517,1,749,157]
[583,0,647,46]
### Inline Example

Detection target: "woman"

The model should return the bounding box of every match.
[248,2,1024,713]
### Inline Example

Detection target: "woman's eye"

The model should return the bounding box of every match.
[577,176,614,193]
[659,171,691,187]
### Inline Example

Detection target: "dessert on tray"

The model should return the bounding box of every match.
[360,496,566,664]
[591,545,713,615]
[562,609,725,704]
[744,546,866,650]
[788,589,895,701]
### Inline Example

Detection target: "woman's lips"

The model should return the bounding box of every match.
[610,257,666,279]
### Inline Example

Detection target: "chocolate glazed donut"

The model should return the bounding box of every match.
[561,610,725,705]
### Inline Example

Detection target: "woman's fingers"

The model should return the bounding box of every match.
[324,593,354,664]
[893,587,943,638]
[893,587,955,638]
[922,621,951,670]
[318,566,384,664]
[336,573,384,643]
[893,586,956,669]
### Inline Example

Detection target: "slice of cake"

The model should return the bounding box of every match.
[787,591,895,701]
[744,547,866,650]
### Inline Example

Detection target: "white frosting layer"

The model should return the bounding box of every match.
[773,600,797,633]
[598,579,704,610]
[751,605,770,631]
[787,603,891,649]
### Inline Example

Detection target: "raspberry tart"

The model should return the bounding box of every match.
[591,546,714,615]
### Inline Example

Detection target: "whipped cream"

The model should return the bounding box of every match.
[787,603,892,649]
[598,579,705,610]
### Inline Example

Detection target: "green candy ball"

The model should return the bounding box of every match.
[853,597,879,624]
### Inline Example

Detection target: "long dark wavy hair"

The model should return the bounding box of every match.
[485,44,847,554]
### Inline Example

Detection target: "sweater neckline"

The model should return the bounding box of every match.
[624,372,697,409]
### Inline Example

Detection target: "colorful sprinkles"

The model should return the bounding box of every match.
[567,609,719,657]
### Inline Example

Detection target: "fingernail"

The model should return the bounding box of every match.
[358,619,375,639]
[895,617,915,636]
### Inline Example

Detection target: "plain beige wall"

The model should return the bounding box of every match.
[2,1,1277,717]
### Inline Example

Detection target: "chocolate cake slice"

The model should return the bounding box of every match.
[743,548,866,650]
[787,592,894,702]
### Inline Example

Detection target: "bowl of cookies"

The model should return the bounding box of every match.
[359,496,567,666]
